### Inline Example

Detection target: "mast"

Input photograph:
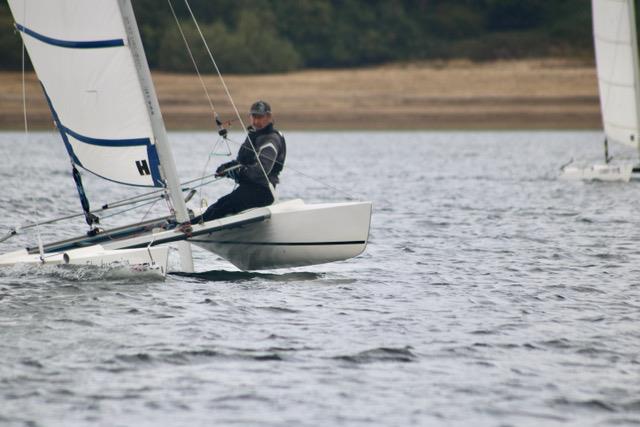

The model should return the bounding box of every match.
[118,0,193,272]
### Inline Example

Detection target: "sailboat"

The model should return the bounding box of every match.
[0,0,372,276]
[561,0,640,182]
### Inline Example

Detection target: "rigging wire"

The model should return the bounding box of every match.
[179,0,276,200]
[20,3,44,260]
[179,0,247,136]
[101,171,221,210]
[223,135,357,200]
[166,0,217,116]
[172,1,360,201]
[168,0,234,208]
[0,172,229,242]
[100,197,165,221]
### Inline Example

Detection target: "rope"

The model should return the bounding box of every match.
[196,147,215,207]
[167,0,234,206]
[100,197,164,220]
[2,172,229,241]
[20,4,46,259]
[103,171,222,210]
[20,5,28,144]
[180,0,275,200]
[224,136,357,200]
[167,0,217,115]
[174,3,361,201]
[141,196,162,222]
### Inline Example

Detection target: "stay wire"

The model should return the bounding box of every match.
[180,0,275,199]
[224,135,358,201]
[20,4,44,260]
[170,1,360,202]
[166,0,217,116]
[168,0,232,206]
[2,173,229,242]
[100,197,164,221]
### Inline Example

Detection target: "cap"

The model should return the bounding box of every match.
[250,100,271,116]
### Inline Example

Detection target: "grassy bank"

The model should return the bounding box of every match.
[0,59,601,131]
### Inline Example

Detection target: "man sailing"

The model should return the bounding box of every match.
[182,100,286,230]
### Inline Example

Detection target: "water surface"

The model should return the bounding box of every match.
[1,131,639,426]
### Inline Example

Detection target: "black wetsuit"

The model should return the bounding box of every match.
[194,123,286,223]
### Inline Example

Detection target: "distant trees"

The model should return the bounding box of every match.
[156,10,301,73]
[0,0,596,73]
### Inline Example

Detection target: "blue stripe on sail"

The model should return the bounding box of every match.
[39,82,165,188]
[63,126,150,147]
[146,144,164,187]
[15,23,124,49]
[40,82,82,166]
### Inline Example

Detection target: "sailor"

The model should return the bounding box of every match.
[183,100,286,229]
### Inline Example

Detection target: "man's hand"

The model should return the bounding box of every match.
[225,167,240,182]
[215,160,239,177]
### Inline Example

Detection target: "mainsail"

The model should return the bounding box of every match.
[8,0,194,271]
[593,0,640,148]
[9,0,164,187]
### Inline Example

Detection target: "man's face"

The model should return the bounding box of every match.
[250,113,271,130]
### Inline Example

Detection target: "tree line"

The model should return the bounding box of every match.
[0,0,594,73]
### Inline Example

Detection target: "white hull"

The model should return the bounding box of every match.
[0,245,169,277]
[0,199,372,273]
[189,200,372,270]
[560,162,636,182]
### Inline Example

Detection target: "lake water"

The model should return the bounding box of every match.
[1,130,639,426]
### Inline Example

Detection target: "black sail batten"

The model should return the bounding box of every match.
[71,165,99,232]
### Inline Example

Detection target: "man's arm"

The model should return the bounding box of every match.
[237,138,279,185]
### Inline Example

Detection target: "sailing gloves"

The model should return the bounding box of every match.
[216,160,241,181]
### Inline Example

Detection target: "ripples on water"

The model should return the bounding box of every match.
[1,131,640,426]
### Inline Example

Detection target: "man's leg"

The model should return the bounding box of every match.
[193,185,273,224]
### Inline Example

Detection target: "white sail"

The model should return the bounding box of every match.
[593,0,640,148]
[8,0,164,187]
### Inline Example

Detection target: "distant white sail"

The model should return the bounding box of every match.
[592,0,640,148]
[8,0,164,187]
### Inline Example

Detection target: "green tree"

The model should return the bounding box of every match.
[271,0,334,67]
[158,10,301,74]
[0,0,598,72]
[0,4,25,70]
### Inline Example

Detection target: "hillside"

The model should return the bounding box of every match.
[0,59,601,131]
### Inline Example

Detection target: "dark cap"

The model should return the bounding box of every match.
[250,100,271,116]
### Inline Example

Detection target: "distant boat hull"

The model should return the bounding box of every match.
[560,162,637,182]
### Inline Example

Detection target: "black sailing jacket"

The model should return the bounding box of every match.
[236,122,286,188]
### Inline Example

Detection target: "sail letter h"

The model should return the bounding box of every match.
[136,160,151,176]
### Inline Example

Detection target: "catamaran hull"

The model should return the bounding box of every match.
[1,200,371,273]
[0,245,169,277]
[190,200,372,270]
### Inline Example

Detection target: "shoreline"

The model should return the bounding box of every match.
[0,59,602,131]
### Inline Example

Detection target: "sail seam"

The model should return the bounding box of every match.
[594,34,632,45]
[599,78,636,88]
[604,121,639,131]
